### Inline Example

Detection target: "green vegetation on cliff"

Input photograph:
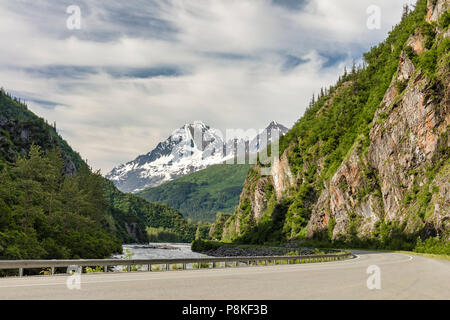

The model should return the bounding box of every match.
[1,89,123,260]
[217,0,449,255]
[279,0,435,180]
[0,145,122,260]
[0,89,84,171]
[0,89,208,262]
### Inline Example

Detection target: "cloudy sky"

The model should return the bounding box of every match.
[0,0,416,173]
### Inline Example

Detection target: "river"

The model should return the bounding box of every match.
[112,243,208,260]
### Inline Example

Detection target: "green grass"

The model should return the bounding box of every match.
[138,164,251,221]
[304,244,450,261]
[393,251,450,261]
[339,247,450,261]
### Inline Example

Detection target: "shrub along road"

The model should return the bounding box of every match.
[0,251,448,299]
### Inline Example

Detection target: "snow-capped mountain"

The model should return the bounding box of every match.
[106,120,288,193]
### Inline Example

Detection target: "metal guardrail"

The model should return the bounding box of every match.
[0,252,352,277]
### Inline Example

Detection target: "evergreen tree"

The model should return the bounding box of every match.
[402,4,410,20]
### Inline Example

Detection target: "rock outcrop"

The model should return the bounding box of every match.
[216,1,449,244]
[271,149,296,200]
[427,0,449,23]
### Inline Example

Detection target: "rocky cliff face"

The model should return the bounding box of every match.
[217,1,449,246]
[427,0,449,23]
[271,150,296,200]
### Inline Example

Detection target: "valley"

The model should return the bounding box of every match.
[0,0,448,265]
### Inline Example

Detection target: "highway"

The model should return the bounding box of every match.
[0,251,448,299]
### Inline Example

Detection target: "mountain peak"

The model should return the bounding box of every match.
[107,120,289,193]
[266,120,288,131]
[181,120,208,129]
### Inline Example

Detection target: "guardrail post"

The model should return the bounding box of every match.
[19,268,23,277]
[104,265,107,272]
[127,265,131,272]
[148,264,152,271]
[51,267,55,275]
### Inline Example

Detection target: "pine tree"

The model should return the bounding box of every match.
[402,4,409,20]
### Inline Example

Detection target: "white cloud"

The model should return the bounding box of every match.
[0,0,417,173]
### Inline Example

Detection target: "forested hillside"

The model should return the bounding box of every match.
[0,144,123,259]
[106,180,210,242]
[138,164,251,222]
[216,0,449,254]
[0,89,123,259]
[0,89,207,260]
[0,91,83,173]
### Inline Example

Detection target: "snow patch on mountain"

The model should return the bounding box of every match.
[106,121,288,193]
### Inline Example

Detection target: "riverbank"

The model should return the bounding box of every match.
[191,239,342,257]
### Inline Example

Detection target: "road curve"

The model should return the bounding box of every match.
[0,251,448,299]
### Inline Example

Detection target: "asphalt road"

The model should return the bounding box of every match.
[0,251,449,299]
